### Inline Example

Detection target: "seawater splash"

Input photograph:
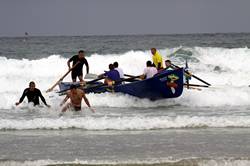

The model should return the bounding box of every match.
[1,47,250,109]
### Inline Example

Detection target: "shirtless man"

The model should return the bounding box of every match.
[60,84,95,113]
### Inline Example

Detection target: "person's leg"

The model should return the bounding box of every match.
[78,75,83,82]
[78,75,86,86]
[71,71,77,82]
[61,103,72,112]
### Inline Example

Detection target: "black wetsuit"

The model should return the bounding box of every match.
[68,55,89,80]
[18,88,48,106]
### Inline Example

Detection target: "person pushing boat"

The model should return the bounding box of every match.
[60,84,95,113]
[67,50,89,83]
[16,81,50,107]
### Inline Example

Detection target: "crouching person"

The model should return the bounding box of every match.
[60,85,95,113]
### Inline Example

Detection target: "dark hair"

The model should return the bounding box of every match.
[165,60,171,63]
[146,61,152,67]
[109,64,114,70]
[70,84,77,89]
[78,50,85,54]
[113,62,118,68]
[29,81,35,86]
[151,48,156,51]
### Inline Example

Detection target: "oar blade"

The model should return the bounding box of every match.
[84,73,98,80]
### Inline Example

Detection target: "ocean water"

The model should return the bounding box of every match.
[1,33,250,166]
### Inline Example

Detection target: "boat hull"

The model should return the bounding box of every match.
[58,68,184,100]
[114,68,183,100]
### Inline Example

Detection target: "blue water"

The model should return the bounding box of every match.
[1,33,250,60]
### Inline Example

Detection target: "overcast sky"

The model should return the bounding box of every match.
[1,0,250,36]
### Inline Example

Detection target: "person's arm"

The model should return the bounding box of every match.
[67,56,74,69]
[156,54,163,70]
[16,89,27,106]
[140,74,146,80]
[157,63,161,70]
[141,68,147,80]
[60,93,69,106]
[82,91,95,113]
[38,90,50,107]
[157,57,162,70]
[98,71,107,78]
[85,58,89,74]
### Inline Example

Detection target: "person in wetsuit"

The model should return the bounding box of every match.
[67,50,89,82]
[15,81,50,107]
[60,84,95,113]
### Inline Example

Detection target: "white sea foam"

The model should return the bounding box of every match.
[1,47,250,110]
[1,114,250,130]
[1,158,250,166]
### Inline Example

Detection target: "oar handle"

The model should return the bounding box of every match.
[189,74,211,86]
[46,61,80,92]
[104,71,136,78]
[183,83,209,88]
[86,76,105,84]
[124,74,136,78]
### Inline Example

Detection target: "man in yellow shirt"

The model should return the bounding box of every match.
[151,48,163,70]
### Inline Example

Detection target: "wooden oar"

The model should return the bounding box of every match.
[184,83,209,88]
[86,76,104,84]
[171,64,211,86]
[184,85,202,91]
[84,75,141,91]
[104,71,136,79]
[185,59,190,89]
[124,74,141,81]
[84,73,98,79]
[124,74,136,78]
[46,61,80,92]
[122,75,141,82]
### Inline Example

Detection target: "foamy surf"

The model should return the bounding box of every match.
[1,47,250,110]
[1,113,250,130]
[1,158,250,166]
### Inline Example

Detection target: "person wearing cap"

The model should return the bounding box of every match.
[16,81,50,107]
[60,84,95,113]
[151,48,163,70]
